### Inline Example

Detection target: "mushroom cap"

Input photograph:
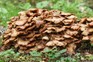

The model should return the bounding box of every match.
[2,9,93,54]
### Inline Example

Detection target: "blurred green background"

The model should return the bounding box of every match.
[0,0,93,26]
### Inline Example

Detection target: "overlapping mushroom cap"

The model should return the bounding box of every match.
[2,9,93,54]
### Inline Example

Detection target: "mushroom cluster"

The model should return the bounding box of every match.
[2,9,93,54]
[80,18,93,44]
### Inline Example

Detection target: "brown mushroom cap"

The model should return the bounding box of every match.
[2,8,93,54]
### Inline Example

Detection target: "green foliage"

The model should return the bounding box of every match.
[36,0,93,19]
[0,36,2,46]
[0,0,31,26]
[0,0,93,26]
[43,47,66,59]
[0,48,93,62]
[36,1,49,9]
[0,49,20,62]
[30,50,42,56]
[18,3,31,10]
[54,49,66,58]
[85,54,93,60]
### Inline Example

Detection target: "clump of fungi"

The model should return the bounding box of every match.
[2,9,93,54]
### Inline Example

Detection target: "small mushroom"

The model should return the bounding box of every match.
[56,41,67,47]
[82,30,89,36]
[15,20,27,26]
[11,29,19,37]
[61,12,71,16]
[87,18,93,22]
[42,36,49,40]
[17,39,29,46]
[63,19,74,25]
[67,15,77,19]
[56,27,66,32]
[71,24,80,30]
[82,36,89,40]
[46,41,55,46]
[63,34,72,38]
[89,22,93,27]
[79,18,87,24]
